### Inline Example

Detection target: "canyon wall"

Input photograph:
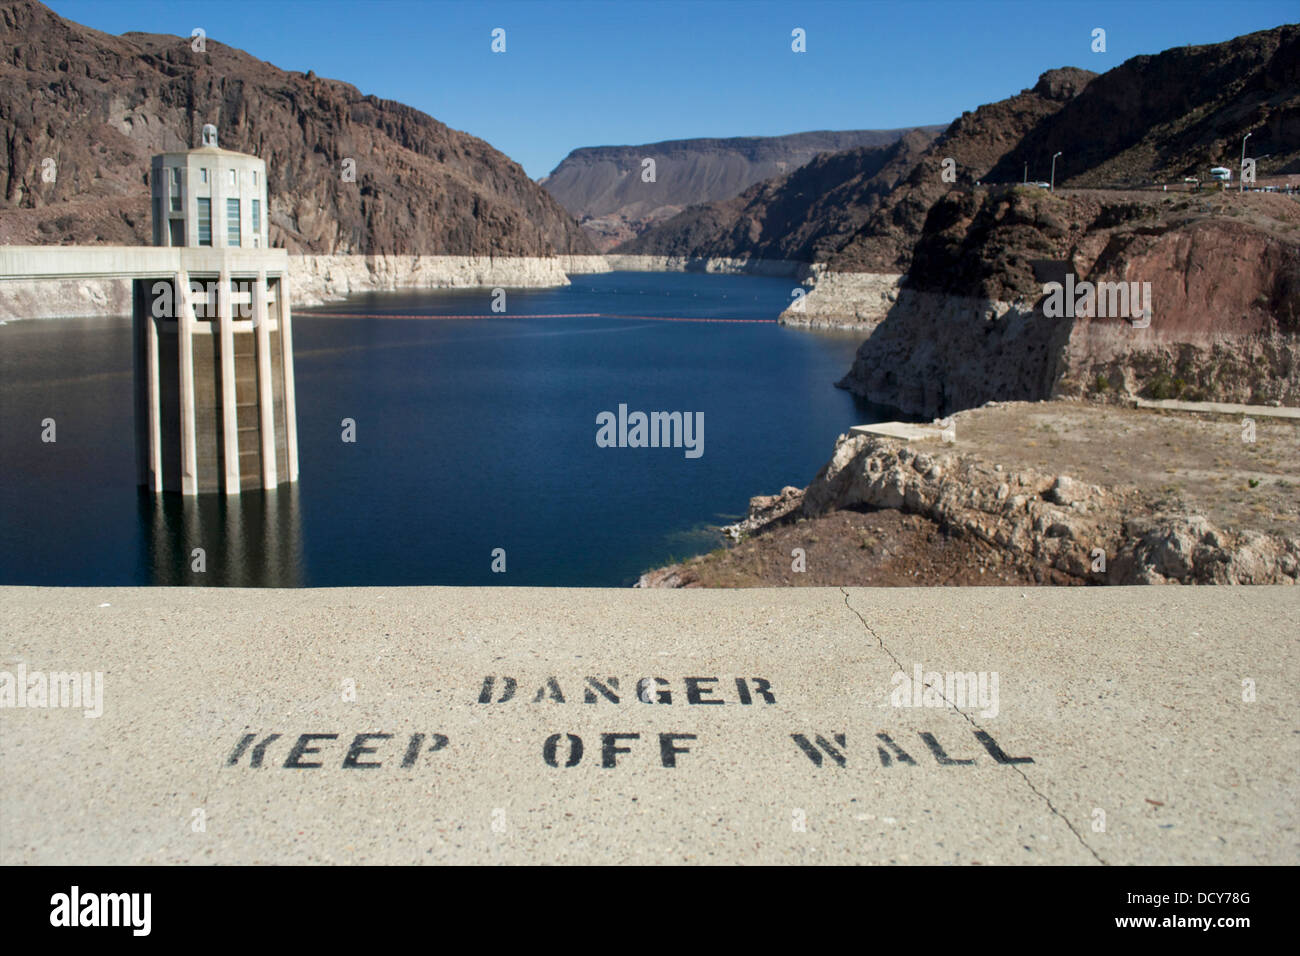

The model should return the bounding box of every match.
[1056,217,1300,405]
[0,1,593,259]
[542,128,942,251]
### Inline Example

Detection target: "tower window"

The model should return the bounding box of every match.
[200,168,208,184]
[227,198,241,246]
[252,198,260,234]
[229,169,237,187]
[197,198,211,246]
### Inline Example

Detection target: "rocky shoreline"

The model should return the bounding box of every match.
[601,255,912,332]
[289,253,612,306]
[3,253,836,320]
[0,276,133,321]
[602,254,808,278]
[0,253,616,320]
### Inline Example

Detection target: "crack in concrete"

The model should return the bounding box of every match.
[838,586,1108,866]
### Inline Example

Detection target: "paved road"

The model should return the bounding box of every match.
[1,585,1295,864]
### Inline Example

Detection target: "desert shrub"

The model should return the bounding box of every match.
[1145,373,1178,400]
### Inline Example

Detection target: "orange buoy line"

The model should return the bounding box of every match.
[305,311,777,323]
[610,314,777,324]
[305,312,604,320]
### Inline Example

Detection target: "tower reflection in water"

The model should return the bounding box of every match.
[140,484,303,587]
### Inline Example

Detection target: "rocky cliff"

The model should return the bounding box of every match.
[541,127,942,250]
[838,186,1300,416]
[0,0,593,258]
[825,68,1098,273]
[620,70,1093,270]
[984,25,1300,187]
[625,22,1300,272]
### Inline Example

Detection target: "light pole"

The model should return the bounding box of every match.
[1050,152,1062,192]
[1240,132,1252,192]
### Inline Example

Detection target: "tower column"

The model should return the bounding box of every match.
[253,270,278,490]
[276,276,300,482]
[177,270,199,496]
[218,267,241,496]
[146,281,163,492]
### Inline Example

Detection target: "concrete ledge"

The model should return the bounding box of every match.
[0,245,288,281]
[849,421,953,442]
[1,585,1294,865]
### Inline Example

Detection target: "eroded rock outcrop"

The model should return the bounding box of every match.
[727,430,1299,585]
[778,268,904,330]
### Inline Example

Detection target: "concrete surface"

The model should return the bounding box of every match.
[0,585,1295,865]
[1134,398,1300,420]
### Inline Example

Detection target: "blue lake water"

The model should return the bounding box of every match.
[0,271,900,586]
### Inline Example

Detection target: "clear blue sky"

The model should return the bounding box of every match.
[47,0,1298,179]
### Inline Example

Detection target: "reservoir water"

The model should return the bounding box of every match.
[0,271,897,586]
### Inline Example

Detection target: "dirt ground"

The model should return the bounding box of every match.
[662,507,1080,588]
[953,400,1299,540]
[1052,187,1300,245]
